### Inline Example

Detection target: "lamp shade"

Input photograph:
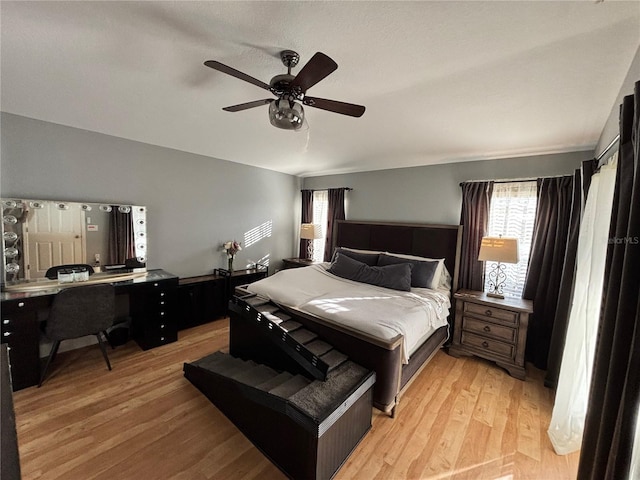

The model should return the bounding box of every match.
[478,236,519,264]
[300,223,323,240]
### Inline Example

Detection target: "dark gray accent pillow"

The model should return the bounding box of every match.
[328,252,413,291]
[377,254,440,289]
[331,247,379,266]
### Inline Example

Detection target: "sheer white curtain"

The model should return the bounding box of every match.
[631,415,640,480]
[547,157,617,455]
[312,190,328,262]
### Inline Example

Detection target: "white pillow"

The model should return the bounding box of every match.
[384,252,449,290]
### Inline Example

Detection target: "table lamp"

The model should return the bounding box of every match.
[478,236,519,298]
[300,223,323,260]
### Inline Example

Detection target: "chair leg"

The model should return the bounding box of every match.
[38,341,61,388]
[104,329,116,349]
[96,333,112,371]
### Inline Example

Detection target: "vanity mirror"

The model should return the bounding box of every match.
[2,198,147,284]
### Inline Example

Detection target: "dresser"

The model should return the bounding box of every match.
[177,274,226,330]
[448,289,533,380]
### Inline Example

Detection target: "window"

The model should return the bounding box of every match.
[311,190,328,262]
[484,181,537,298]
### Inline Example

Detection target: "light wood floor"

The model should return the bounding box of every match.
[12,319,579,480]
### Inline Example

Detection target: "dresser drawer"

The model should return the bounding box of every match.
[465,302,518,325]
[460,331,514,359]
[462,316,517,343]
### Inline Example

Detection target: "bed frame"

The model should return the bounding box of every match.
[277,220,463,415]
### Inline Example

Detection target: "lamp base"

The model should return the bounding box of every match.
[485,262,507,299]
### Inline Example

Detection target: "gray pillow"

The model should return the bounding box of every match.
[377,254,440,289]
[331,247,379,266]
[328,252,413,291]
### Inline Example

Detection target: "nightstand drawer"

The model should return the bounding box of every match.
[465,303,518,325]
[460,331,514,359]
[462,316,517,343]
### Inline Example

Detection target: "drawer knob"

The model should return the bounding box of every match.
[160,336,165,341]
[483,325,491,332]
[482,341,489,348]
[3,332,11,337]
[2,319,9,325]
[160,324,165,329]
[160,311,165,316]
[154,283,159,287]
[160,293,165,297]
[18,302,25,308]
[485,309,493,316]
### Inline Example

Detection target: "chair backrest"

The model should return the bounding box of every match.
[45,284,115,341]
[124,257,145,269]
[45,264,95,280]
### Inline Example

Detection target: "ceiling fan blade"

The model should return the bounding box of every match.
[222,99,272,112]
[204,60,271,91]
[303,96,365,117]
[290,52,338,93]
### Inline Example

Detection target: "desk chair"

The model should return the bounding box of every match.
[45,264,95,280]
[38,284,115,387]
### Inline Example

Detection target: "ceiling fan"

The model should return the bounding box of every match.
[204,50,366,131]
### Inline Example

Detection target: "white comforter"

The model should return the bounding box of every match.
[246,263,451,363]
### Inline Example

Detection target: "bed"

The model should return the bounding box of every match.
[245,220,462,415]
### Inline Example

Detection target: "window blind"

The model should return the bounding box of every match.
[312,190,328,262]
[484,181,537,298]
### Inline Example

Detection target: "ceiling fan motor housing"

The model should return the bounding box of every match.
[269,74,298,98]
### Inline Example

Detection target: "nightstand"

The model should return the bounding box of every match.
[282,258,318,269]
[448,289,533,380]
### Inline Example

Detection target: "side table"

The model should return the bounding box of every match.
[448,289,533,380]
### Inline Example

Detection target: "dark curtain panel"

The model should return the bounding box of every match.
[582,158,598,204]
[323,188,346,261]
[458,181,494,291]
[300,190,313,259]
[522,175,574,369]
[108,208,134,264]
[579,83,640,479]
[545,159,598,388]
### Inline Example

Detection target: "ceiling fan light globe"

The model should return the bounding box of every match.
[269,99,304,130]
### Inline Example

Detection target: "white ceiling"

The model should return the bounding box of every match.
[1,1,639,177]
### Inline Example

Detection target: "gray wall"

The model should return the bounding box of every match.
[303,151,591,225]
[596,44,640,157]
[0,113,301,277]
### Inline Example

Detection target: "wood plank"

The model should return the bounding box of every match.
[517,371,543,462]
[12,320,580,480]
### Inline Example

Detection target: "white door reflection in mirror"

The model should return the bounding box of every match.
[23,202,85,279]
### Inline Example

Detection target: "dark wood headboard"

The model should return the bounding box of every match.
[332,220,463,292]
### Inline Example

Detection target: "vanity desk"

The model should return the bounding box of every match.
[1,269,178,391]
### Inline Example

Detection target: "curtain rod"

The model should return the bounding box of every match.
[596,134,620,163]
[459,175,568,187]
[300,187,353,192]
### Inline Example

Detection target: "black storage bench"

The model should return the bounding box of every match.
[184,294,375,480]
